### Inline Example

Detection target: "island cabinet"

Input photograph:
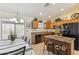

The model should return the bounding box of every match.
[44,35,75,55]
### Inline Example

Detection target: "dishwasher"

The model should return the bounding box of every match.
[35,34,41,44]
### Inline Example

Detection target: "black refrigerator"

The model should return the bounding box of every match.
[63,22,79,50]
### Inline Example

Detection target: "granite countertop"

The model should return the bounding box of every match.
[44,35,75,43]
[31,32,53,34]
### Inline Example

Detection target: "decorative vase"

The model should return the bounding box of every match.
[10,35,16,44]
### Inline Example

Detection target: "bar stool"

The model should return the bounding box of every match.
[43,38,54,55]
[54,44,61,55]
[43,38,47,54]
[60,45,67,55]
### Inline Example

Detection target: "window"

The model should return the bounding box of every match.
[2,23,14,40]
[0,21,24,40]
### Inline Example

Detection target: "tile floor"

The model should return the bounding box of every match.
[32,42,79,55]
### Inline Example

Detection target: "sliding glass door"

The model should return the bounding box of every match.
[1,21,24,40]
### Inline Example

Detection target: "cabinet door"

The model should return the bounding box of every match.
[45,21,52,29]
[31,33,35,44]
[32,21,38,29]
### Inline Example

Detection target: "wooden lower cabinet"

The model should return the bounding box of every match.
[31,33,42,44]
[31,33,36,44]
[31,32,53,44]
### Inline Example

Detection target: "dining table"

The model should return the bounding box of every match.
[0,38,33,55]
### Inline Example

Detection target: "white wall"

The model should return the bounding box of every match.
[24,17,33,41]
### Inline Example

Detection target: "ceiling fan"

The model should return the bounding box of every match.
[44,3,55,7]
[44,3,50,7]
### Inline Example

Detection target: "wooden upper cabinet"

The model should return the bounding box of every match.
[45,20,52,29]
[32,19,79,29]
[52,19,79,26]
[32,20,38,29]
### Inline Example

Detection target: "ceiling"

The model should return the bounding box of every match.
[0,3,77,19]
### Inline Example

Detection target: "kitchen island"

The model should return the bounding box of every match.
[44,35,75,55]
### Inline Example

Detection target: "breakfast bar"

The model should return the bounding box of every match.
[44,35,75,55]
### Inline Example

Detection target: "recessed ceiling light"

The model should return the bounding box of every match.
[60,8,64,11]
[49,16,51,18]
[40,12,42,15]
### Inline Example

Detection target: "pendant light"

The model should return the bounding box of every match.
[10,4,24,23]
[19,4,24,23]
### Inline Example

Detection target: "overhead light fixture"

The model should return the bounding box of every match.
[10,18,14,22]
[10,4,24,23]
[13,18,17,21]
[15,20,18,23]
[10,18,24,23]
[60,8,64,11]
[49,16,51,18]
[20,19,24,23]
[10,17,17,22]
[40,12,42,15]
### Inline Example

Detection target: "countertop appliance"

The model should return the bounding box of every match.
[63,22,79,50]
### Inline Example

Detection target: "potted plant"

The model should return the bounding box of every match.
[54,18,62,22]
[9,30,16,44]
